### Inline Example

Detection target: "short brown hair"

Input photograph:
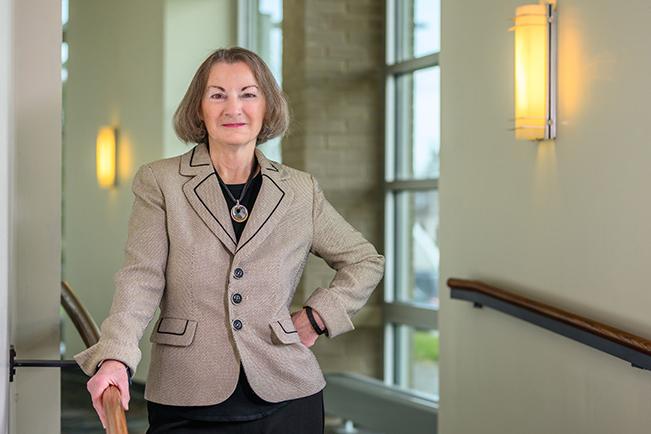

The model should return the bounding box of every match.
[173,47,289,146]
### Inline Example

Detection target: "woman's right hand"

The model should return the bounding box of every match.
[86,359,131,429]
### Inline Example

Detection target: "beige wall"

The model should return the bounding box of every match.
[439,1,651,433]
[10,0,62,432]
[63,0,237,383]
[63,0,166,384]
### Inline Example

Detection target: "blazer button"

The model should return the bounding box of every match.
[233,268,244,279]
[233,319,243,330]
[231,293,242,304]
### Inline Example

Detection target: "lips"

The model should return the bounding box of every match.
[222,123,246,128]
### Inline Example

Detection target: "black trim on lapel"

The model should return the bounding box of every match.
[180,143,293,257]
[195,173,238,247]
[235,173,285,254]
[183,170,239,255]
[189,146,210,167]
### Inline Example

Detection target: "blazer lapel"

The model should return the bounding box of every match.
[179,143,293,257]
[235,147,294,258]
[180,143,238,254]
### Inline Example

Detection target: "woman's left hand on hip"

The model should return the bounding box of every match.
[291,308,325,347]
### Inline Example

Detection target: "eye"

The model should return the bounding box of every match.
[242,93,257,98]
[210,93,225,100]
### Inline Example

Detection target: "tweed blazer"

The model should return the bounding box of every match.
[74,142,385,406]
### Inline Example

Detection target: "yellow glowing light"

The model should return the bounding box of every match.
[96,127,117,188]
[511,3,556,141]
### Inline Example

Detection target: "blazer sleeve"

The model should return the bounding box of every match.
[73,163,168,377]
[303,174,385,339]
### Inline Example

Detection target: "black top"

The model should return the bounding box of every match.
[147,168,300,422]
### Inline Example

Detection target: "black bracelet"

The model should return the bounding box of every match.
[304,306,328,336]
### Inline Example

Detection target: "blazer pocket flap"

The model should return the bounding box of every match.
[150,317,198,347]
[270,317,301,344]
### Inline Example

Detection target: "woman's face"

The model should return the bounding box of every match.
[200,61,266,148]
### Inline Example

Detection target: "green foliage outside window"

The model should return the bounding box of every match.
[413,330,439,362]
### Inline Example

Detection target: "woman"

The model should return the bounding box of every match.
[74,47,385,433]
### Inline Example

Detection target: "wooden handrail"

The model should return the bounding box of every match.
[61,280,101,348]
[102,385,128,434]
[61,281,129,433]
[448,278,651,369]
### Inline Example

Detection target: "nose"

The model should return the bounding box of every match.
[223,95,243,118]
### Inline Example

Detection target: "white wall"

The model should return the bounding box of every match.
[0,0,12,430]
[10,0,62,432]
[63,0,237,383]
[439,1,651,433]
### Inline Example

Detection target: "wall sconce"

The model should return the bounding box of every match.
[96,126,118,188]
[510,2,557,141]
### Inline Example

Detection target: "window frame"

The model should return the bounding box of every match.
[236,0,284,163]
[384,0,440,401]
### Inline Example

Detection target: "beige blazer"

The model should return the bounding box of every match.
[74,142,385,406]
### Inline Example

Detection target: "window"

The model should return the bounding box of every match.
[384,0,440,400]
[61,0,69,83]
[238,0,283,163]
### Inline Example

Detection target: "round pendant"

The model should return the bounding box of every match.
[231,204,249,222]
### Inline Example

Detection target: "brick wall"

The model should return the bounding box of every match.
[283,0,385,380]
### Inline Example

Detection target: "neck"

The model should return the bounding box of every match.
[208,142,259,184]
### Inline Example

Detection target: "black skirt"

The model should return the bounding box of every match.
[145,388,324,434]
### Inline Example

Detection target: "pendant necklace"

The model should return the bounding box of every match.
[213,158,259,223]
